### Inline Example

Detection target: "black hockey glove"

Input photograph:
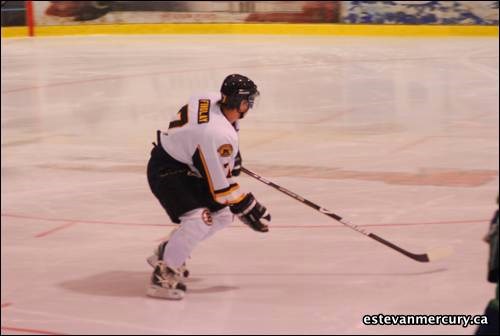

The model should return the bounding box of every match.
[230,193,270,232]
[232,151,242,176]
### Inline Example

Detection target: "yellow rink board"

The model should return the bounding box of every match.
[2,23,498,38]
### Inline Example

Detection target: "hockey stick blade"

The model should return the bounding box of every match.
[242,166,450,263]
[426,246,454,262]
[369,233,452,262]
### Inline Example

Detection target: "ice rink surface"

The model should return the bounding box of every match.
[1,34,498,335]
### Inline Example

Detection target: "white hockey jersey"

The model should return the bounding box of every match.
[159,92,245,206]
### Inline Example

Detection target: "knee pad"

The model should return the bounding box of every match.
[204,207,234,239]
[178,208,213,242]
[212,207,233,227]
[163,208,213,268]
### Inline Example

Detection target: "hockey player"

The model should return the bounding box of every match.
[146,74,271,300]
[476,196,499,335]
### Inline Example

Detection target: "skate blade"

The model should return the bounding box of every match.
[146,286,185,300]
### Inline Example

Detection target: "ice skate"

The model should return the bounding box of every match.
[146,261,187,300]
[147,240,190,278]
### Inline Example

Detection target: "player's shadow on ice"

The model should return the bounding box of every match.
[195,268,448,277]
[59,271,238,298]
[60,269,446,298]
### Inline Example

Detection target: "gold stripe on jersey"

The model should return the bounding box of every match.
[194,146,244,205]
[195,145,216,199]
[215,186,245,205]
[214,183,240,197]
[228,193,247,205]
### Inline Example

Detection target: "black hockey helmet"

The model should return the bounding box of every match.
[220,74,259,110]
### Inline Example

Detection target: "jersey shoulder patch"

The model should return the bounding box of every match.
[197,99,210,124]
[217,144,233,157]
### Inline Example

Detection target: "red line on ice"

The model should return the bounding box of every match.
[1,325,63,335]
[1,213,487,230]
[34,222,78,238]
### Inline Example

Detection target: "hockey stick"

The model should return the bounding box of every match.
[242,166,451,263]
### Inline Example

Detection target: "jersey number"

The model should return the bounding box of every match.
[168,105,188,129]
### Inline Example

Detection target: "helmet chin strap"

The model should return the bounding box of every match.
[237,106,248,119]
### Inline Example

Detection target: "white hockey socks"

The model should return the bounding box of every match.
[163,208,212,269]
[204,207,234,240]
